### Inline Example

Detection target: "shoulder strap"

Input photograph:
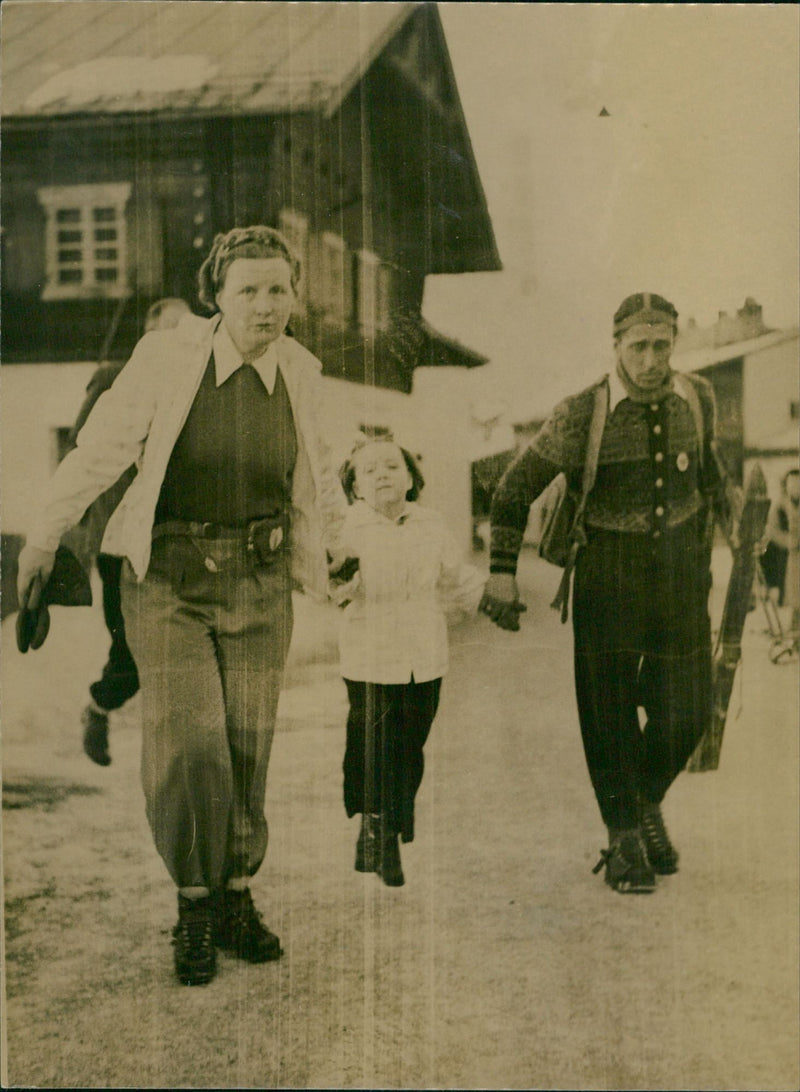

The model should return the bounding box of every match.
[574,378,609,521]
[673,372,705,469]
[550,380,609,624]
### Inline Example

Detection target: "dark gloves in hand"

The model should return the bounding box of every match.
[16,573,50,652]
[15,544,92,653]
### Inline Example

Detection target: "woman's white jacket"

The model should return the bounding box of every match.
[27,314,347,597]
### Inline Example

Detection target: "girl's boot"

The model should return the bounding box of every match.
[378,826,405,887]
[355,813,380,872]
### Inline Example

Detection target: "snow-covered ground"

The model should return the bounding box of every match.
[2,548,798,1090]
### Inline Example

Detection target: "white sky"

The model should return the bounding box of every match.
[424,3,800,418]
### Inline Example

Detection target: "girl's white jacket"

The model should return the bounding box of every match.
[26,313,347,597]
[334,500,485,684]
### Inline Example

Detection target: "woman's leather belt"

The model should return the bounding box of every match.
[153,520,249,540]
[152,515,287,555]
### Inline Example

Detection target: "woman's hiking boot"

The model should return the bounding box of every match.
[172,894,217,986]
[215,887,282,963]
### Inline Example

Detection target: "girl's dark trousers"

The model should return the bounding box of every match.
[572,514,713,831]
[343,677,442,843]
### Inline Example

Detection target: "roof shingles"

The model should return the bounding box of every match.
[1,1,416,118]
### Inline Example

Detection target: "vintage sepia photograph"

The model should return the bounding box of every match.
[1,2,798,1088]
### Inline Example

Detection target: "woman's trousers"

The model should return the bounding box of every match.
[121,535,292,890]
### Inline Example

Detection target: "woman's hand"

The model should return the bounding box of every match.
[479,573,527,631]
[17,544,56,607]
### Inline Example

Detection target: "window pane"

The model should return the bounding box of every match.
[58,269,83,283]
[94,248,118,261]
[56,208,81,224]
[57,230,82,243]
[95,268,118,282]
[58,249,83,263]
[94,228,117,242]
[93,207,116,223]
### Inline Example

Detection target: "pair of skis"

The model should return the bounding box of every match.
[687,462,772,773]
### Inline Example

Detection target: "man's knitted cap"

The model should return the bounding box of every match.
[613,292,678,337]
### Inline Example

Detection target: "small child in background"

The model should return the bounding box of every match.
[762,468,800,633]
[332,433,485,886]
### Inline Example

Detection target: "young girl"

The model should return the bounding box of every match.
[333,434,485,886]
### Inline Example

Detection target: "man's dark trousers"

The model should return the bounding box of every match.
[572,513,713,830]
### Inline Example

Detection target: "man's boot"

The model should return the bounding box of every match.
[641,801,679,874]
[593,828,656,893]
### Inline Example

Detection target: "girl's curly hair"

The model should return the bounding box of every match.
[197,225,301,311]
[339,431,425,504]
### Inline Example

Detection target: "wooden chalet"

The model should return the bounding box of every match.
[1,1,499,392]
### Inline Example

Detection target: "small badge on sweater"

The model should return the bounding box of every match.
[676,452,689,472]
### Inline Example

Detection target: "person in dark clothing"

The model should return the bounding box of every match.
[480,292,737,894]
[74,298,191,766]
[761,468,800,613]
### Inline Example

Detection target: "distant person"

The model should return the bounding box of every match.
[77,298,192,766]
[333,434,484,886]
[17,226,349,986]
[761,468,800,630]
[480,292,738,893]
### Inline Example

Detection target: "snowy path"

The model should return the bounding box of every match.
[2,550,798,1089]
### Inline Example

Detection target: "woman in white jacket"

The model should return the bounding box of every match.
[17,226,348,986]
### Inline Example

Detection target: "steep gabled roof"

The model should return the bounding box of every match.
[1,1,416,118]
[1,0,502,278]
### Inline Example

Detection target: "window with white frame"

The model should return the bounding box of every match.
[312,231,351,322]
[37,183,132,300]
[277,208,308,308]
[355,249,391,336]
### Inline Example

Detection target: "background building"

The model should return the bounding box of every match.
[671,299,799,494]
[1,1,500,553]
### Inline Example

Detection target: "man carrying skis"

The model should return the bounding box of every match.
[481,292,738,892]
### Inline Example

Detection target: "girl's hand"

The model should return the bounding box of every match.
[329,555,359,584]
[329,570,360,608]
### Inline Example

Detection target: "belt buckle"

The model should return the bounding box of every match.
[247,517,284,557]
